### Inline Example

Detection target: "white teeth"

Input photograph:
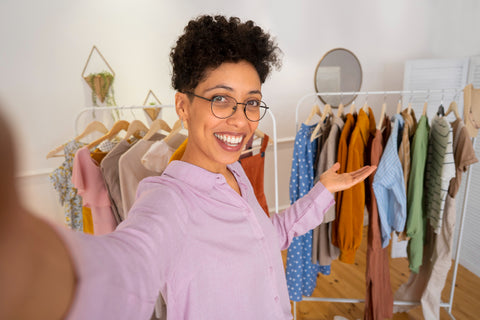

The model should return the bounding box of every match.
[214,133,243,146]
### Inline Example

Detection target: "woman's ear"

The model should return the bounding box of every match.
[175,92,189,130]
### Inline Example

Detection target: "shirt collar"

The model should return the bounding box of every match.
[162,160,248,193]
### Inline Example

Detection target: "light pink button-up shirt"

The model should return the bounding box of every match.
[59,160,334,320]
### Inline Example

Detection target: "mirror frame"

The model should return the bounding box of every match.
[314,48,362,108]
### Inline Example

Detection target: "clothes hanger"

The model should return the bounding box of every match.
[406,92,413,114]
[142,119,172,141]
[336,92,344,118]
[162,119,184,146]
[396,98,402,114]
[362,92,369,115]
[86,120,130,149]
[422,90,429,116]
[437,89,445,117]
[445,101,461,120]
[445,91,461,120]
[349,100,356,114]
[46,120,109,159]
[254,128,265,139]
[337,103,344,118]
[240,129,272,155]
[310,104,332,142]
[377,101,387,131]
[304,104,322,125]
[123,120,149,141]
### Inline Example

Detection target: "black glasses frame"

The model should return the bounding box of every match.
[183,91,269,122]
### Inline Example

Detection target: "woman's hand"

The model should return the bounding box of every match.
[318,162,376,193]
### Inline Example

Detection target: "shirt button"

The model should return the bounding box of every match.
[274,296,279,303]
[269,266,274,274]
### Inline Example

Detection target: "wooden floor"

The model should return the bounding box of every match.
[281,226,480,320]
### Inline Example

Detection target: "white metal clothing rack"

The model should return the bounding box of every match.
[292,89,473,320]
[74,105,280,214]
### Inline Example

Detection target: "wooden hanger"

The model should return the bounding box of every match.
[163,119,183,145]
[362,102,370,116]
[396,99,402,114]
[254,128,265,139]
[123,120,149,141]
[422,101,428,116]
[377,102,386,131]
[142,119,172,141]
[310,104,332,142]
[362,94,369,115]
[349,101,356,114]
[46,121,109,159]
[445,101,461,120]
[304,104,321,125]
[241,130,272,155]
[337,103,344,118]
[86,120,129,149]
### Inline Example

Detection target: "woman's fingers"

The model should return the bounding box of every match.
[319,164,377,193]
[350,165,376,181]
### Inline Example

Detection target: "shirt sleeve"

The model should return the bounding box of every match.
[53,179,186,320]
[271,181,334,251]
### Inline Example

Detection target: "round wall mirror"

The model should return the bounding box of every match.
[314,48,362,108]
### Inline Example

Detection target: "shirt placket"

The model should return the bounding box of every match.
[233,177,285,316]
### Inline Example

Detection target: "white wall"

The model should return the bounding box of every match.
[1,0,479,273]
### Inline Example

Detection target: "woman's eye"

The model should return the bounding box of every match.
[212,96,229,103]
[246,100,260,107]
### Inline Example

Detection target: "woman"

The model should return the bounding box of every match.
[0,15,375,320]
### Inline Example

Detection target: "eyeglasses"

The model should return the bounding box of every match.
[184,92,269,122]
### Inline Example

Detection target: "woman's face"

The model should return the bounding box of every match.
[176,60,261,172]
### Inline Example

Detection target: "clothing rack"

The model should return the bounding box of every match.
[74,105,280,214]
[293,89,472,320]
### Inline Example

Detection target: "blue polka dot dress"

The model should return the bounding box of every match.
[286,123,320,301]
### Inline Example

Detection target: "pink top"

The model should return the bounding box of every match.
[72,146,117,235]
[59,160,334,319]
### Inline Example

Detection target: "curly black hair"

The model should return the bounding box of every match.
[170,15,282,92]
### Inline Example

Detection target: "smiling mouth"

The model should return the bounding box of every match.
[214,133,244,147]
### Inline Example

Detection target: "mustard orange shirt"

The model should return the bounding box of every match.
[334,108,375,263]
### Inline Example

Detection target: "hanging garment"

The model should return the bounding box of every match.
[169,138,188,163]
[100,140,135,223]
[332,113,356,250]
[239,134,270,216]
[393,222,435,314]
[72,146,117,235]
[334,108,375,263]
[119,134,165,216]
[53,160,334,320]
[364,125,393,320]
[82,207,94,234]
[90,139,118,164]
[399,108,417,190]
[373,114,406,248]
[420,119,478,319]
[405,115,430,273]
[286,122,321,301]
[394,119,478,316]
[448,119,478,197]
[424,115,455,234]
[49,140,85,231]
[312,115,343,270]
[141,140,176,173]
[392,108,418,258]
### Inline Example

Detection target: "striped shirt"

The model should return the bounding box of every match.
[424,115,455,233]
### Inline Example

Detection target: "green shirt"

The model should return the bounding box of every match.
[406,115,429,273]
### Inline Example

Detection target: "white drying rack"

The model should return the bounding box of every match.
[292,89,474,320]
